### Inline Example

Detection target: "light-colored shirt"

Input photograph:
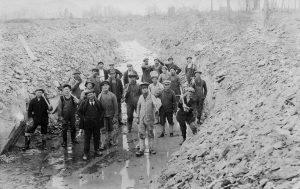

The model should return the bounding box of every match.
[148,82,164,97]
[99,69,105,82]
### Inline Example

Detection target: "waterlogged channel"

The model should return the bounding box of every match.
[45,40,184,189]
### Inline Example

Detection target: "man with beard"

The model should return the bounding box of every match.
[58,84,80,147]
[124,72,141,133]
[123,63,139,85]
[158,80,177,138]
[169,67,182,102]
[108,69,124,125]
[166,57,181,75]
[191,70,207,124]
[141,58,153,83]
[23,87,53,151]
[98,80,118,148]
[78,89,104,160]
[136,82,157,157]
[185,57,197,85]
[69,70,83,100]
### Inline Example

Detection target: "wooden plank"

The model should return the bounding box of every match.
[18,34,38,61]
[0,121,25,154]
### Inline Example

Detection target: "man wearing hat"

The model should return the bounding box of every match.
[96,61,109,81]
[108,69,124,125]
[192,70,207,124]
[166,57,181,75]
[158,80,177,138]
[23,88,53,151]
[136,82,157,157]
[176,87,197,145]
[78,89,104,160]
[80,79,95,100]
[148,71,164,98]
[170,67,182,102]
[141,58,153,83]
[98,80,118,148]
[185,57,197,84]
[124,72,141,133]
[89,68,102,97]
[152,59,163,76]
[58,84,80,147]
[123,63,139,85]
[69,70,83,100]
[108,63,123,79]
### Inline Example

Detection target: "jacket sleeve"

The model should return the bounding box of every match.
[112,94,118,118]
[203,81,208,99]
[78,100,85,118]
[136,96,142,118]
[135,70,140,80]
[119,80,124,96]
[69,78,79,91]
[115,69,123,79]
[57,97,63,118]
[172,92,177,112]
[27,100,34,118]
[176,65,182,74]
[123,71,128,84]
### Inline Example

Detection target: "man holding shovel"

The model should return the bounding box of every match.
[23,87,53,151]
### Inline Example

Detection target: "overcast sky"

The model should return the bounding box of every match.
[0,0,296,19]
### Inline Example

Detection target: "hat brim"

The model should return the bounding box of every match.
[128,75,137,78]
[85,82,95,87]
[35,89,45,93]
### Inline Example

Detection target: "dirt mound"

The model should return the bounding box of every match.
[129,12,300,188]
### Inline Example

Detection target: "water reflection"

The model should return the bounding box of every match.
[120,160,135,189]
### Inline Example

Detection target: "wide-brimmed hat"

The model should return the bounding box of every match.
[62,84,72,89]
[92,68,99,72]
[143,58,149,62]
[128,72,137,78]
[194,70,202,74]
[72,70,81,75]
[186,56,192,60]
[35,88,45,93]
[140,82,150,88]
[167,57,173,61]
[108,63,115,66]
[127,63,133,67]
[85,79,95,87]
[97,61,104,65]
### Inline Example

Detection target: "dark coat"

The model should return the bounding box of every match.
[108,68,123,79]
[108,77,123,100]
[177,96,196,122]
[141,63,153,83]
[124,82,141,106]
[123,70,139,85]
[166,63,182,75]
[192,78,207,100]
[160,89,177,113]
[28,97,52,123]
[78,98,104,129]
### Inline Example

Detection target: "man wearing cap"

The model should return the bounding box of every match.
[158,66,171,83]
[108,63,123,79]
[80,79,95,100]
[124,72,141,133]
[148,71,164,98]
[170,67,182,102]
[166,57,181,75]
[96,61,109,81]
[89,68,102,97]
[176,87,197,145]
[58,84,80,147]
[185,57,197,84]
[158,80,177,137]
[141,58,153,83]
[78,89,104,160]
[108,69,124,125]
[69,70,83,100]
[136,82,157,157]
[98,80,118,148]
[192,70,207,124]
[23,88,53,151]
[123,63,139,85]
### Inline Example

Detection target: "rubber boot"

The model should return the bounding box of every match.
[62,129,68,148]
[149,138,156,154]
[22,136,31,151]
[169,124,174,137]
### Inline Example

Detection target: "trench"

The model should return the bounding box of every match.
[42,40,198,189]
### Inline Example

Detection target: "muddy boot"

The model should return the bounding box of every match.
[179,138,186,146]
[71,130,79,145]
[169,124,174,137]
[158,132,164,138]
[22,136,31,151]
[149,138,156,155]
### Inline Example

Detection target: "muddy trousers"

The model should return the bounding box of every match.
[101,117,115,147]
[177,114,197,140]
[24,119,48,149]
[138,118,154,151]
[194,98,204,122]
[159,111,174,134]
[83,120,100,155]
[62,116,76,144]
[126,103,137,132]
[117,99,122,123]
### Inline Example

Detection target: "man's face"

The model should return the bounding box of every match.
[110,73,116,79]
[97,64,103,69]
[35,91,43,98]
[109,65,114,69]
[187,58,192,64]
[168,59,173,64]
[87,83,93,89]
[154,60,159,65]
[102,84,109,91]
[74,73,80,79]
[87,93,94,100]
[195,73,201,78]
[170,69,176,75]
[92,71,98,76]
[164,84,170,89]
[129,76,136,83]
[144,60,149,65]
[127,66,133,71]
[152,77,158,83]
[142,87,148,94]
[162,67,167,73]
[63,87,71,95]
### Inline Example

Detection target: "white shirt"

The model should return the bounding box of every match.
[99,69,105,81]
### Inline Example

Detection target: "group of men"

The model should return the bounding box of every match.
[23,56,207,160]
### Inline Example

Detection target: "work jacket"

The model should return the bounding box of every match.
[137,93,155,124]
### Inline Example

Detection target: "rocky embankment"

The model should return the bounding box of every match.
[129,12,300,188]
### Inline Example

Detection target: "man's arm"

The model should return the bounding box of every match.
[203,81,208,99]
[57,97,63,119]
[123,71,128,84]
[27,100,34,118]
[69,79,79,91]
[135,70,140,80]
[116,69,123,79]
[172,92,177,113]
[112,94,118,118]
[136,96,142,118]
[176,65,182,74]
